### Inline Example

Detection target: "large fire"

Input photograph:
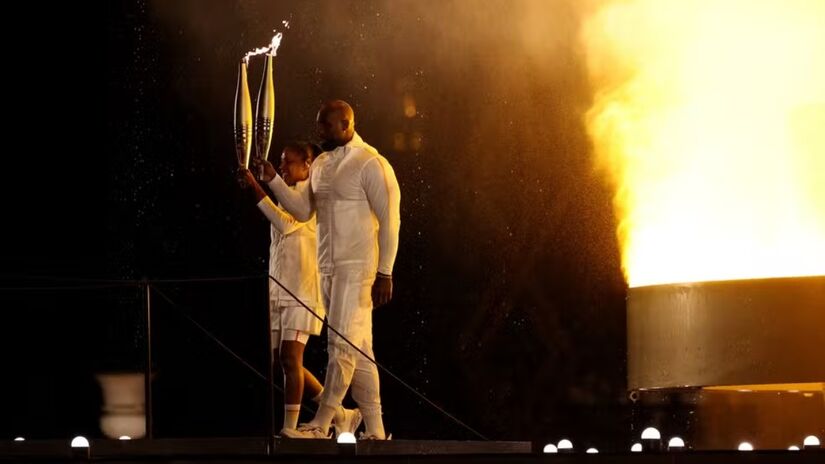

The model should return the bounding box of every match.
[581,0,825,287]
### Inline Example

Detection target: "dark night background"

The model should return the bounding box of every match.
[3,0,637,448]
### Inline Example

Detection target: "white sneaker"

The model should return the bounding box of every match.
[280,423,332,439]
[358,431,392,440]
[334,407,363,437]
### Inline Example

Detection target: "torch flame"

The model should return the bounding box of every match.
[267,31,283,56]
[582,0,825,287]
[243,30,284,63]
[243,45,270,64]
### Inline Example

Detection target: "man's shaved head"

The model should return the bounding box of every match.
[316,100,356,150]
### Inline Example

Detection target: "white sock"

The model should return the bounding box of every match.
[283,404,301,430]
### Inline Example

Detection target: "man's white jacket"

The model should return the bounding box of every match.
[267,132,401,276]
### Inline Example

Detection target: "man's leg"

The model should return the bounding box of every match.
[281,272,364,438]
[351,321,385,439]
[311,269,370,433]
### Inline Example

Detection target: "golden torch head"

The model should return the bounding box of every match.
[254,54,275,167]
[233,60,253,169]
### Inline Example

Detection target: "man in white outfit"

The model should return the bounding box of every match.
[240,141,361,437]
[259,100,401,439]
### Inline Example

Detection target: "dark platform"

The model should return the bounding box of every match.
[1,438,821,463]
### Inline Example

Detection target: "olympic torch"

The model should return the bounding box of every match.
[254,53,275,179]
[233,59,253,169]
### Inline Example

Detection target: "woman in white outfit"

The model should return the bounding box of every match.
[239,141,361,437]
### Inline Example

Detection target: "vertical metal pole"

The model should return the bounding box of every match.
[145,281,153,438]
[266,283,275,449]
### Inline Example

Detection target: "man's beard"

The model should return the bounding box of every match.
[320,139,338,152]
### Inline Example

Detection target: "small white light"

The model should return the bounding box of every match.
[337,432,356,444]
[788,445,800,451]
[557,439,573,450]
[641,427,661,440]
[738,442,754,451]
[542,444,558,453]
[586,447,599,454]
[803,435,820,447]
[14,437,25,442]
[71,436,90,448]
[118,436,131,441]
[631,443,643,452]
[668,437,685,448]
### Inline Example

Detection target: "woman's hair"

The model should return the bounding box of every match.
[283,141,322,163]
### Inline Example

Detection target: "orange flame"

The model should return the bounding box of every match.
[582,0,825,287]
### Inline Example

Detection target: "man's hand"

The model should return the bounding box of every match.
[252,158,277,182]
[372,274,393,307]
